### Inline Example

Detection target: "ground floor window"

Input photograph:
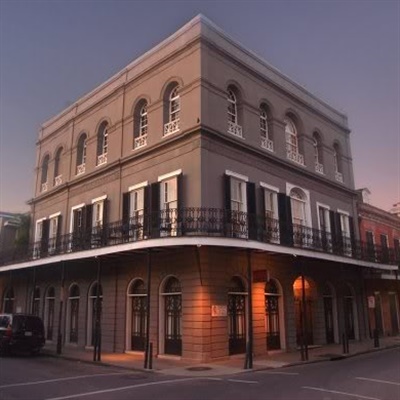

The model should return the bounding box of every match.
[265,280,281,350]
[388,292,399,335]
[68,284,80,344]
[323,284,335,344]
[228,277,247,355]
[87,282,103,347]
[127,279,147,351]
[45,287,55,340]
[343,284,357,340]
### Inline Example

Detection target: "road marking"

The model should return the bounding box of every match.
[256,371,299,375]
[356,377,400,386]
[45,378,197,400]
[226,379,258,384]
[302,386,381,400]
[0,373,135,389]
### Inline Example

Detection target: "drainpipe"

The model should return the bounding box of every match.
[244,249,253,369]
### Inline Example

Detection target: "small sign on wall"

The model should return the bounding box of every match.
[211,305,227,317]
[368,296,375,308]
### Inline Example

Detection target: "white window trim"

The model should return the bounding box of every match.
[286,183,312,228]
[49,212,61,219]
[316,202,331,233]
[70,203,85,234]
[35,218,47,241]
[158,169,182,182]
[260,182,279,192]
[91,195,107,204]
[225,170,249,182]
[129,181,148,192]
[337,209,350,216]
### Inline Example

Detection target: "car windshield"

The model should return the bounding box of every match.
[0,315,11,328]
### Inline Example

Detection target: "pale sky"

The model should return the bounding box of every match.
[0,0,399,213]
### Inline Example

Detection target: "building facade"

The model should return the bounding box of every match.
[357,189,400,337]
[1,15,398,362]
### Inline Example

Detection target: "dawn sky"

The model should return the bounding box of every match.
[0,0,399,213]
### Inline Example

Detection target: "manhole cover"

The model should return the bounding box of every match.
[186,366,212,371]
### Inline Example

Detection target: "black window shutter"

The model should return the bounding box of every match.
[334,212,343,254]
[246,182,257,240]
[278,193,293,246]
[143,186,150,237]
[102,199,109,245]
[329,210,336,246]
[122,192,130,224]
[85,204,93,232]
[97,132,102,157]
[224,174,231,235]
[41,219,50,255]
[73,209,80,235]
[151,182,160,238]
[348,215,356,254]
[56,215,62,252]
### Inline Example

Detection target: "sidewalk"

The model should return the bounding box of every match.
[43,335,400,377]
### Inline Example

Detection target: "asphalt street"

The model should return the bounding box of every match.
[0,348,399,400]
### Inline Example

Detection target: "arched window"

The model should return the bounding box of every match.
[161,276,182,355]
[87,282,103,347]
[290,188,307,226]
[228,90,237,124]
[45,287,55,341]
[265,279,282,350]
[32,287,40,316]
[3,287,14,313]
[164,85,180,136]
[313,133,323,174]
[228,276,247,355]
[97,121,108,165]
[333,143,343,182]
[76,133,87,175]
[68,284,80,343]
[54,147,63,186]
[260,105,273,152]
[127,279,147,351]
[285,117,304,165]
[41,155,50,192]
[133,100,148,149]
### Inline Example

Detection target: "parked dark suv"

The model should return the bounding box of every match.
[0,314,45,355]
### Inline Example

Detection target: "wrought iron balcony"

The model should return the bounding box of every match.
[261,137,274,152]
[97,153,107,166]
[41,182,48,192]
[228,121,243,138]
[315,162,324,174]
[1,208,399,268]
[77,163,86,175]
[286,146,304,166]
[164,119,180,136]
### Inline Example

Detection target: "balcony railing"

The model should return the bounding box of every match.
[97,153,107,166]
[261,137,274,152]
[77,163,85,175]
[1,208,399,268]
[134,134,147,149]
[228,121,243,138]
[286,146,304,166]
[54,175,63,186]
[164,119,180,136]
[335,171,343,183]
[315,162,324,174]
[41,182,48,192]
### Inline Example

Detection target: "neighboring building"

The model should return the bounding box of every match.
[0,212,21,253]
[0,15,398,362]
[357,189,400,337]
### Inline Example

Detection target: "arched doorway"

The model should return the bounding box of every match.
[44,287,55,341]
[127,279,147,351]
[162,277,182,356]
[293,276,314,346]
[343,284,356,340]
[265,279,282,350]
[323,283,335,344]
[67,284,80,344]
[228,276,247,355]
[87,282,103,347]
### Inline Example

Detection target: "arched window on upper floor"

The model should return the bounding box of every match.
[164,84,180,136]
[289,188,308,227]
[54,147,63,186]
[227,88,243,138]
[40,154,50,192]
[76,133,87,175]
[133,100,148,149]
[284,116,304,166]
[96,121,109,166]
[333,143,343,182]
[260,104,273,152]
[313,133,323,174]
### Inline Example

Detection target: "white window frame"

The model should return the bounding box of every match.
[48,212,61,254]
[286,183,312,228]
[70,203,85,234]
[128,185,146,240]
[139,104,148,136]
[316,202,331,233]
[261,182,279,243]
[169,87,180,122]
[227,90,237,124]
